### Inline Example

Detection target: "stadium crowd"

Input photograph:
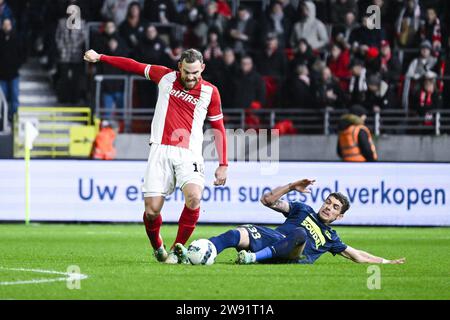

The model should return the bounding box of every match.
[1,0,450,131]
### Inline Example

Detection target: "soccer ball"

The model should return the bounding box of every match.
[187,239,217,265]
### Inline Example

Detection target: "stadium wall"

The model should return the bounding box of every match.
[1,160,449,226]
[115,134,450,162]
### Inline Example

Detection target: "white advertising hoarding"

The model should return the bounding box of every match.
[0,160,449,226]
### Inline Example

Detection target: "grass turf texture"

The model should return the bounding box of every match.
[0,224,449,300]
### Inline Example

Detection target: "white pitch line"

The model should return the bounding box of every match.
[0,267,88,286]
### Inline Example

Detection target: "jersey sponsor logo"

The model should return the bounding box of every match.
[169,89,200,105]
[324,230,332,240]
[301,216,326,249]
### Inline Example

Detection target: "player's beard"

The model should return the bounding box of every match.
[182,77,198,90]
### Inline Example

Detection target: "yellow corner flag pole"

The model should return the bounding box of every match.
[24,121,38,226]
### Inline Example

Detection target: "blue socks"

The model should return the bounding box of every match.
[255,247,273,261]
[209,229,241,254]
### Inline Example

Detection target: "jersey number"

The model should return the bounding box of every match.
[247,226,261,240]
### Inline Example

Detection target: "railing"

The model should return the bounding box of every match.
[0,86,9,134]
[92,74,450,136]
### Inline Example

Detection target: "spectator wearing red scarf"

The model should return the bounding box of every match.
[411,72,442,127]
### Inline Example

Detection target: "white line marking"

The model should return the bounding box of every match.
[0,267,88,286]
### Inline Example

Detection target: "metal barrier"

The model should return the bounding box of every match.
[93,74,450,136]
[14,106,92,158]
[0,86,9,134]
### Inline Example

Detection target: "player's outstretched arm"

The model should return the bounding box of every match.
[84,49,148,77]
[260,179,315,214]
[339,246,406,264]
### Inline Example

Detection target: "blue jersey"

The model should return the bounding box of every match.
[275,201,347,264]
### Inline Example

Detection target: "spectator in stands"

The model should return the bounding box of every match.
[277,0,297,25]
[254,33,287,108]
[379,40,402,84]
[444,35,450,108]
[92,20,127,55]
[349,14,385,59]
[262,1,292,49]
[0,0,14,27]
[232,55,266,109]
[92,120,118,160]
[55,10,86,104]
[192,1,228,47]
[405,40,438,80]
[315,66,346,109]
[202,30,224,82]
[98,37,128,119]
[203,1,228,37]
[143,0,179,24]
[337,105,378,162]
[285,64,315,108]
[101,0,135,26]
[226,6,258,55]
[289,38,316,74]
[327,41,351,90]
[348,59,368,105]
[411,72,443,128]
[133,24,167,64]
[215,48,238,109]
[290,1,329,51]
[331,11,359,44]
[365,46,382,75]
[119,1,146,50]
[420,6,442,52]
[161,41,184,70]
[330,0,358,25]
[180,1,207,48]
[364,73,398,112]
[395,0,421,48]
[0,18,22,122]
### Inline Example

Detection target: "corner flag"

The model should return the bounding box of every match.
[25,121,39,225]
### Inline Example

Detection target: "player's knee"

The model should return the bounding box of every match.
[292,228,307,244]
[236,228,250,249]
[185,193,201,209]
[144,203,161,220]
[144,210,160,221]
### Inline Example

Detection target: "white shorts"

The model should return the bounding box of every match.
[142,143,205,197]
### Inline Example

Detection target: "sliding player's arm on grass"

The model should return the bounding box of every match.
[260,179,316,214]
[339,245,406,264]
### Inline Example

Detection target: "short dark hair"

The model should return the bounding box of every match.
[328,192,350,214]
[180,48,203,64]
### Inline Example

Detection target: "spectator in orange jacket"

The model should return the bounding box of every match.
[92,120,118,160]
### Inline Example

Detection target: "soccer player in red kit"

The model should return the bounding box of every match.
[84,48,228,264]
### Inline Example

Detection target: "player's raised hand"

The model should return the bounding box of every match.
[84,49,101,63]
[288,179,315,193]
[214,166,227,186]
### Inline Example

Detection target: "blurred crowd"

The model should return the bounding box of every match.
[1,0,450,130]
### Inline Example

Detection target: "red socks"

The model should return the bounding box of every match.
[173,205,200,248]
[143,212,162,249]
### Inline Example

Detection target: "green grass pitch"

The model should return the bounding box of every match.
[0,223,449,300]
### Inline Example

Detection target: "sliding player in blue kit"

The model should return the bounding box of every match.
[175,179,406,265]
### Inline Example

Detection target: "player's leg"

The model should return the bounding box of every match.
[171,149,206,249]
[172,183,203,247]
[141,144,175,262]
[252,227,307,263]
[209,227,249,254]
[236,225,286,264]
[174,227,248,264]
[143,196,166,261]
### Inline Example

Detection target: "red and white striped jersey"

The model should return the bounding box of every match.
[144,64,223,156]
